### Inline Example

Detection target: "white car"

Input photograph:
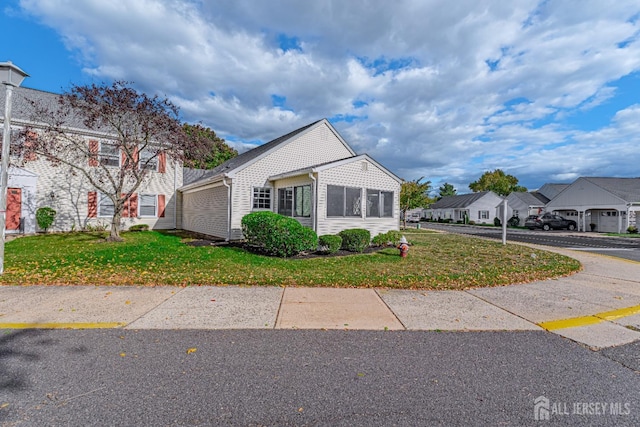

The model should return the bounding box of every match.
[406,213,421,223]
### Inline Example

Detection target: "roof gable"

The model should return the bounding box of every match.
[582,177,640,203]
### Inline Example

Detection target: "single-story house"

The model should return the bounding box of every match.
[545,177,640,233]
[424,191,503,224]
[536,183,569,201]
[179,119,402,240]
[503,191,549,226]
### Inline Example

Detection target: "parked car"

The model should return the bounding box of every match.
[405,212,422,223]
[525,213,577,231]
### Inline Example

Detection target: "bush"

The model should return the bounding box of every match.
[468,220,476,225]
[318,234,342,254]
[129,224,150,232]
[494,217,501,226]
[36,207,56,232]
[628,225,639,234]
[338,228,371,253]
[241,211,318,257]
[371,230,401,247]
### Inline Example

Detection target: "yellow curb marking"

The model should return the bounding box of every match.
[538,304,640,331]
[0,322,125,329]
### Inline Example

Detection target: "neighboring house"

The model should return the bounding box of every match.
[1,85,182,233]
[503,191,549,226]
[179,119,402,240]
[537,183,569,201]
[424,191,503,224]
[545,177,640,233]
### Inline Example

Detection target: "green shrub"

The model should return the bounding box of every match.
[129,224,150,232]
[371,230,401,247]
[494,217,501,226]
[241,211,318,257]
[468,220,476,225]
[338,228,371,253]
[318,234,342,254]
[36,207,56,232]
[628,225,639,234]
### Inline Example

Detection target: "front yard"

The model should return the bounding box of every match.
[0,230,581,289]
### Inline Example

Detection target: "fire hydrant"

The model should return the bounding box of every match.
[398,236,409,258]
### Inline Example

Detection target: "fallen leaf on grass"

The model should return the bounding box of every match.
[186,347,197,354]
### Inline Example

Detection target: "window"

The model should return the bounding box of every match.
[253,187,271,210]
[98,193,114,217]
[479,210,489,219]
[366,189,394,218]
[277,185,311,217]
[139,194,157,217]
[99,143,120,167]
[139,149,158,171]
[327,185,361,217]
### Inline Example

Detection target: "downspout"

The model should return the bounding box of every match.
[173,159,178,229]
[223,177,231,241]
[309,172,317,232]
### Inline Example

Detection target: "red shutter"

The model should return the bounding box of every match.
[88,140,99,166]
[158,151,166,173]
[129,193,138,218]
[88,192,97,217]
[24,131,37,161]
[158,194,166,218]
[122,193,129,218]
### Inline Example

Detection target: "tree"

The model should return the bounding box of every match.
[438,182,457,199]
[400,177,432,228]
[183,124,237,169]
[18,81,197,241]
[468,169,527,196]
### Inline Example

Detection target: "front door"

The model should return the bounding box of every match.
[6,188,21,230]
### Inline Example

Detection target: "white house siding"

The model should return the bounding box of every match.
[228,123,354,240]
[6,166,38,234]
[316,159,400,238]
[181,184,228,238]
[469,195,504,224]
[16,154,181,232]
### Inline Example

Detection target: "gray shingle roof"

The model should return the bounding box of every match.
[537,183,569,200]
[510,191,549,206]
[430,191,496,209]
[583,177,640,203]
[183,168,211,185]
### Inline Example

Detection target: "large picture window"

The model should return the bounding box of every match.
[366,189,394,218]
[99,143,120,167]
[253,187,271,210]
[327,185,361,217]
[278,185,311,217]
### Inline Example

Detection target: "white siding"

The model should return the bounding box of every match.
[229,122,354,239]
[547,178,626,210]
[273,176,314,229]
[468,193,504,224]
[182,184,228,238]
[316,159,400,237]
[6,166,38,234]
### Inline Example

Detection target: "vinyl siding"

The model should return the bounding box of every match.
[182,184,229,239]
[316,159,400,237]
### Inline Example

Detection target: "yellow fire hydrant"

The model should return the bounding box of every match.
[398,236,409,258]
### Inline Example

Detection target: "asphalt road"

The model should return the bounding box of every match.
[420,223,640,262]
[1,329,640,426]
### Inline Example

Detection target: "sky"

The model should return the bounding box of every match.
[2,0,639,194]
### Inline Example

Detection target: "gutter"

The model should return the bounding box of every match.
[173,159,178,229]
[309,172,317,232]
[223,177,231,241]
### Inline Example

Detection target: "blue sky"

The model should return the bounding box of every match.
[2,0,640,193]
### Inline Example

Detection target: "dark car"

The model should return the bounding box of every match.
[525,213,577,231]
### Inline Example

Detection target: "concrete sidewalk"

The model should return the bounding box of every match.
[1,248,640,349]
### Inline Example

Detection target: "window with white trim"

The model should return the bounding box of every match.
[253,187,271,210]
[277,185,311,217]
[139,148,158,171]
[327,185,361,217]
[366,189,393,218]
[98,193,114,217]
[99,143,120,167]
[278,188,293,216]
[139,194,157,217]
[479,210,490,219]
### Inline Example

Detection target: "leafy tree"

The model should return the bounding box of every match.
[469,169,527,196]
[438,182,457,199]
[400,177,432,228]
[183,124,237,169]
[19,81,197,241]
[36,207,56,233]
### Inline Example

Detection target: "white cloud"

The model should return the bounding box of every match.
[17,0,640,189]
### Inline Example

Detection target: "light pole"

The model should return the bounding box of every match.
[0,61,29,274]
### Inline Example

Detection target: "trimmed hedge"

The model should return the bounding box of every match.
[128,224,150,232]
[371,230,401,247]
[338,228,371,253]
[318,234,342,254]
[241,211,318,257]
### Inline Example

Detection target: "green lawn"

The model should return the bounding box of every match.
[0,230,581,289]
